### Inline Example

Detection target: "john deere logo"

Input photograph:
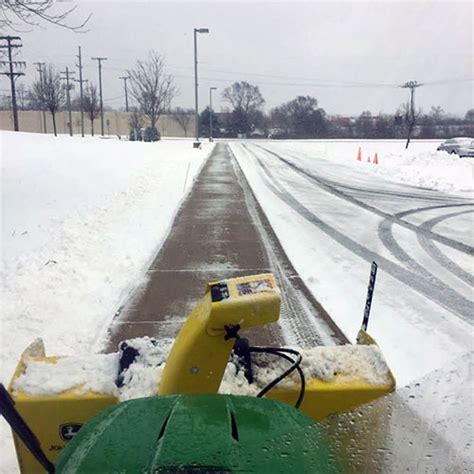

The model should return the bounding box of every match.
[59,423,82,441]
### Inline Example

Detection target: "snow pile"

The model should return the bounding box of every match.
[0,132,213,384]
[300,345,390,385]
[265,140,473,195]
[370,150,474,194]
[13,337,391,401]
[14,353,119,398]
[13,337,174,401]
[118,337,173,401]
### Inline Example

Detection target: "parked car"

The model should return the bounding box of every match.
[437,137,473,156]
[457,140,474,158]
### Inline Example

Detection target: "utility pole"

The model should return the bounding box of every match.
[401,80,422,149]
[0,36,25,132]
[92,57,107,135]
[119,76,130,112]
[75,46,86,137]
[193,28,209,147]
[33,62,47,133]
[60,67,75,136]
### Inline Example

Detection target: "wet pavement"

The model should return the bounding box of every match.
[106,143,346,352]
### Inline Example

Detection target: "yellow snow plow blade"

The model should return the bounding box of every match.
[8,340,117,473]
[266,330,396,421]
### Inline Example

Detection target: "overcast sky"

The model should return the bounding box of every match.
[3,1,473,116]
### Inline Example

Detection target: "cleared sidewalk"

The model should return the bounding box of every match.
[106,143,284,349]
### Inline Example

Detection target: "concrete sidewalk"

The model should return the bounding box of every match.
[106,143,346,351]
[106,143,283,350]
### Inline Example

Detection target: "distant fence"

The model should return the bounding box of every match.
[0,110,195,137]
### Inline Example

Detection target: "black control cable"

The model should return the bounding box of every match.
[249,346,305,409]
[225,325,306,409]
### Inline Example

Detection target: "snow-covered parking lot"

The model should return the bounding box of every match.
[231,140,473,387]
[231,139,473,470]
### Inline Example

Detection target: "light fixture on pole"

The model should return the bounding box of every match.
[193,27,209,148]
[209,87,217,142]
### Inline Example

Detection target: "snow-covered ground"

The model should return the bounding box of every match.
[231,140,473,384]
[255,139,474,195]
[231,139,473,469]
[1,135,472,471]
[0,131,213,472]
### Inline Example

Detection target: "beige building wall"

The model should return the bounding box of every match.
[0,110,195,138]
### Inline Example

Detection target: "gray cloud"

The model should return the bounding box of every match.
[4,1,473,116]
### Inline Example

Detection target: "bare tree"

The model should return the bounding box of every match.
[16,83,29,110]
[32,64,64,136]
[0,1,90,31]
[83,84,100,136]
[127,51,177,136]
[171,107,193,137]
[222,81,265,135]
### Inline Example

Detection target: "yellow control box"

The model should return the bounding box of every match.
[8,341,117,473]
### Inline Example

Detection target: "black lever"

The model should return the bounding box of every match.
[0,383,55,473]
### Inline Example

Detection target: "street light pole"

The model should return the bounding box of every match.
[193,27,209,148]
[209,86,217,141]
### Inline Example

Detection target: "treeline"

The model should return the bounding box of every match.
[197,82,474,139]
[2,75,473,140]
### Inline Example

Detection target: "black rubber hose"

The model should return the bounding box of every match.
[249,347,305,408]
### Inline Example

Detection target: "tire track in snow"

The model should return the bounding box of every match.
[242,144,473,324]
[230,145,348,347]
[416,209,474,287]
[377,208,472,315]
[255,144,474,257]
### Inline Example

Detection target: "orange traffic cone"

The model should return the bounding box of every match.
[357,147,362,161]
[367,155,371,163]
[373,153,379,164]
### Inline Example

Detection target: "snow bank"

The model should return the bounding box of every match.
[266,139,474,195]
[0,132,213,473]
[370,149,474,194]
[1,132,213,383]
[13,337,392,401]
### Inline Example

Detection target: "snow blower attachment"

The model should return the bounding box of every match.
[4,272,395,473]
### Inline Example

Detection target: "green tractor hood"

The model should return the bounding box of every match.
[56,394,340,473]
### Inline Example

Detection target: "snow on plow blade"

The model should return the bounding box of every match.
[265,330,396,421]
[7,340,117,472]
